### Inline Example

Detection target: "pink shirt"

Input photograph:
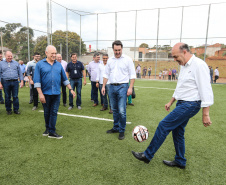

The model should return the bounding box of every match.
[58,60,68,73]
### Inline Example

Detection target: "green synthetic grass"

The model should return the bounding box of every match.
[0,80,225,184]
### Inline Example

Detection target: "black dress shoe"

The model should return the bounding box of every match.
[7,111,12,115]
[29,100,33,104]
[118,132,125,140]
[106,128,119,133]
[132,151,150,164]
[14,110,20,114]
[163,160,185,169]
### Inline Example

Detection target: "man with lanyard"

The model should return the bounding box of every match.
[34,45,76,139]
[66,53,86,110]
[132,43,213,169]
[102,40,136,140]
[88,53,101,107]
[0,51,4,104]
[0,51,24,115]
[56,53,68,107]
[27,52,41,111]
[96,54,112,112]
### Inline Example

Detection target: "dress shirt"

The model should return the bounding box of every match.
[58,60,67,73]
[34,58,69,95]
[173,55,213,107]
[214,69,219,76]
[103,54,136,83]
[96,63,110,84]
[27,60,37,78]
[0,60,23,81]
[88,60,101,82]
[20,64,26,74]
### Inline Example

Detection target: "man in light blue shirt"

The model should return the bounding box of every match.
[0,51,23,115]
[34,45,76,139]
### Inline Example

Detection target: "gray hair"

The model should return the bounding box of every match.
[94,52,100,57]
[179,44,190,53]
[45,45,57,52]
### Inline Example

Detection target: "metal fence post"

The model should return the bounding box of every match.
[115,12,117,40]
[97,14,98,52]
[155,8,160,79]
[26,0,30,62]
[66,8,68,62]
[204,4,211,62]
[79,15,82,56]
[134,10,137,63]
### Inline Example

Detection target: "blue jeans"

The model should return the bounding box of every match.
[69,78,82,107]
[0,89,4,102]
[109,83,128,133]
[144,100,201,166]
[210,75,213,83]
[42,94,61,134]
[1,79,19,111]
[91,81,98,104]
[100,84,111,108]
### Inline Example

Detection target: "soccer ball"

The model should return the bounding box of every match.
[132,125,149,142]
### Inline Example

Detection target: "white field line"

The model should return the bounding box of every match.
[134,86,175,91]
[38,110,132,124]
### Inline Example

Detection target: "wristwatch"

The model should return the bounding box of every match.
[69,89,73,91]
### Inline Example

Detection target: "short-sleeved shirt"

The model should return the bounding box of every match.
[66,61,84,79]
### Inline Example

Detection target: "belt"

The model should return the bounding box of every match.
[110,83,126,86]
[6,79,18,82]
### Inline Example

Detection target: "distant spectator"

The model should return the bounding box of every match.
[172,68,176,80]
[0,51,4,104]
[142,67,147,78]
[214,67,219,83]
[209,66,213,83]
[168,69,172,81]
[159,70,162,80]
[148,66,152,79]
[19,60,26,86]
[136,64,141,78]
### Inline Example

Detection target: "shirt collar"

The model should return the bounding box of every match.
[185,55,195,67]
[113,54,125,59]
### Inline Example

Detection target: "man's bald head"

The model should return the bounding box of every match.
[171,43,192,66]
[5,51,13,62]
[45,45,57,62]
[56,53,62,62]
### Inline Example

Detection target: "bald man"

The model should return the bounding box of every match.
[132,43,213,169]
[0,51,23,115]
[56,53,68,107]
[33,45,76,139]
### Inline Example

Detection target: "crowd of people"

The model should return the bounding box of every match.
[0,41,215,169]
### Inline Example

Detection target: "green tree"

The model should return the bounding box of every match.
[139,43,149,48]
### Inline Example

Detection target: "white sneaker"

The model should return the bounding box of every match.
[32,106,38,111]
[68,106,73,110]
[77,106,82,110]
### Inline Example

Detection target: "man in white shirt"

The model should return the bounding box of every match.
[214,67,219,83]
[102,40,136,140]
[96,54,112,112]
[56,54,68,106]
[132,43,213,169]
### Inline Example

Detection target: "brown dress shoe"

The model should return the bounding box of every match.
[109,109,113,114]
[93,103,98,107]
[100,107,108,111]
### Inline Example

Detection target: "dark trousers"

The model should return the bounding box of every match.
[214,75,219,83]
[31,85,39,107]
[0,89,4,102]
[168,75,171,81]
[69,78,82,107]
[61,82,67,104]
[2,79,19,111]
[144,100,201,166]
[91,81,99,104]
[42,94,61,134]
[172,74,176,80]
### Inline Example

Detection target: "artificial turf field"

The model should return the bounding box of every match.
[0,79,225,184]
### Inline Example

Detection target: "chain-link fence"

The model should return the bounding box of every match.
[1,0,226,78]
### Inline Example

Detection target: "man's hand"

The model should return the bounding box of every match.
[20,81,24,88]
[203,115,212,127]
[71,90,76,99]
[39,93,46,103]
[0,83,3,90]
[83,80,87,86]
[101,86,105,96]
[96,82,99,88]
[30,80,34,85]
[127,87,132,96]
[165,102,172,112]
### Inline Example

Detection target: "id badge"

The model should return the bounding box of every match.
[74,70,77,74]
